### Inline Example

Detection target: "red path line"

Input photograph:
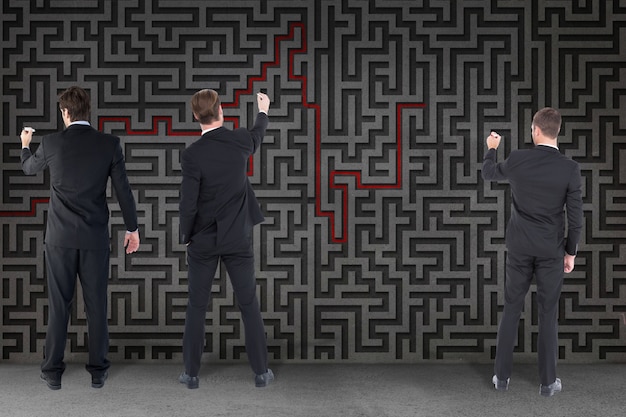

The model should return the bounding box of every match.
[327,102,426,243]
[0,25,302,219]
[0,197,50,217]
[3,22,426,246]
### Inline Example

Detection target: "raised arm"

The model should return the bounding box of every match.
[20,128,48,175]
[482,131,508,181]
[249,92,270,153]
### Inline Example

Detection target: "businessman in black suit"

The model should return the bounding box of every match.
[178,89,273,389]
[21,86,140,390]
[482,107,583,397]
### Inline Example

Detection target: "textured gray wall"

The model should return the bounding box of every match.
[1,0,625,363]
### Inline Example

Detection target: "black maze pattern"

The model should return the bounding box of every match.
[1,1,624,362]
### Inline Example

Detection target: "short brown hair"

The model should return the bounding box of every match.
[532,107,561,138]
[58,86,91,122]
[190,89,220,124]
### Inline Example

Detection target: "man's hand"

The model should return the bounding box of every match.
[564,253,576,273]
[21,127,34,148]
[124,230,140,254]
[257,92,270,114]
[486,131,501,150]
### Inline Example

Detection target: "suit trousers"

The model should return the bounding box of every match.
[494,251,564,385]
[42,244,111,379]
[182,233,268,377]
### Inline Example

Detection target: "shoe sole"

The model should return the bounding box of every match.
[540,388,562,397]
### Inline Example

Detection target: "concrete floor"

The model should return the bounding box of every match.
[0,362,624,417]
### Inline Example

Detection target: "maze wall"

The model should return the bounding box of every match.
[1,0,625,363]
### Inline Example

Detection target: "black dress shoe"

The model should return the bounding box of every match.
[92,371,108,388]
[40,373,61,390]
[540,378,562,397]
[492,375,510,391]
[255,369,274,388]
[179,372,199,389]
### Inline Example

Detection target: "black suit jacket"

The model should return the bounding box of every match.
[179,112,268,249]
[21,124,138,250]
[482,145,583,258]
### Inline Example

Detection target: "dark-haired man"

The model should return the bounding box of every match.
[21,86,140,390]
[482,107,583,397]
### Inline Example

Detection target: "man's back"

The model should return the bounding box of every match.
[179,113,268,249]
[21,124,137,249]
[183,127,255,219]
[483,145,583,258]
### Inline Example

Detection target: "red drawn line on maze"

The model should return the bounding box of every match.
[1,24,300,219]
[2,22,426,246]
[0,197,50,217]
[95,23,309,178]
[326,103,426,243]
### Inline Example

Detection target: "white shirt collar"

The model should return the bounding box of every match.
[201,126,219,135]
[537,143,559,150]
[69,121,90,126]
